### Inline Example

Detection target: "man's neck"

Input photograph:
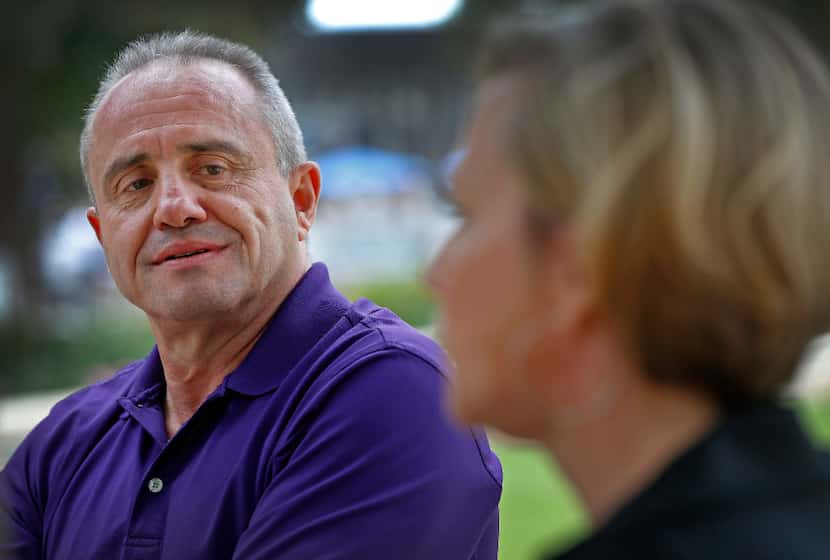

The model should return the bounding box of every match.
[148,262,309,438]
[152,313,262,437]
[545,381,720,528]
[149,297,280,438]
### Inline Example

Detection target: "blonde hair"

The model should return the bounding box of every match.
[481,0,830,404]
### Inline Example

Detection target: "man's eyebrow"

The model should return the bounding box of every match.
[101,142,248,186]
[179,141,247,159]
[104,153,151,186]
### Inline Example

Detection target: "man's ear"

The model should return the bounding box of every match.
[87,207,103,244]
[291,162,321,242]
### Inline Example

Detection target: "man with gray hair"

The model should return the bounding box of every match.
[0,31,501,559]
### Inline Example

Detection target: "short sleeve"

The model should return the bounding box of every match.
[232,348,501,560]
[1,427,48,559]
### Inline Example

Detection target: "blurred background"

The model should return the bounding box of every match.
[2,0,830,558]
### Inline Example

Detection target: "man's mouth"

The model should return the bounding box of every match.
[153,243,223,265]
[165,249,210,261]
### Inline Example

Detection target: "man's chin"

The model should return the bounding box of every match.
[144,291,244,323]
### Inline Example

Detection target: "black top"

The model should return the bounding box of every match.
[547,402,830,559]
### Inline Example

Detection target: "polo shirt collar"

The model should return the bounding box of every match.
[123,262,351,400]
[225,262,351,396]
[126,346,165,404]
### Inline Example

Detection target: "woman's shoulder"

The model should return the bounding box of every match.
[545,401,830,560]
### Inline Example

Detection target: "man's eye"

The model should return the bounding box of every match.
[200,165,225,176]
[126,178,152,192]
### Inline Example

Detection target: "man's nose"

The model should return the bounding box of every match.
[152,175,208,229]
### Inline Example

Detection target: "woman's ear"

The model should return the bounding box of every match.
[518,226,605,403]
[535,226,594,334]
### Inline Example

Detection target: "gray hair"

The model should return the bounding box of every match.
[80,30,306,203]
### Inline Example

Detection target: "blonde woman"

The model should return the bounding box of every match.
[428,0,830,557]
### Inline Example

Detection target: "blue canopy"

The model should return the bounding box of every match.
[313,146,434,199]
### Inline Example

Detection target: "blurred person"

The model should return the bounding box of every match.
[428,0,830,558]
[0,31,501,559]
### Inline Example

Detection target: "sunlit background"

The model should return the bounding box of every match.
[3,1,830,558]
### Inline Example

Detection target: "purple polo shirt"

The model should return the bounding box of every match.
[0,263,502,559]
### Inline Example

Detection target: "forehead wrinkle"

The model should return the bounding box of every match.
[116,88,256,139]
[100,62,257,124]
[126,91,232,114]
[122,109,241,135]
[90,60,268,189]
[116,123,240,158]
[179,140,249,161]
[99,123,230,182]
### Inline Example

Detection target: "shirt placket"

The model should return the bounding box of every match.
[122,469,172,560]
[118,387,227,560]
[118,395,171,560]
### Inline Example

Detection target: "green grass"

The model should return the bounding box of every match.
[493,442,587,560]
[0,310,154,394]
[797,398,830,443]
[340,280,435,327]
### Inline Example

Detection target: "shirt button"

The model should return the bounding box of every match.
[148,478,164,493]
